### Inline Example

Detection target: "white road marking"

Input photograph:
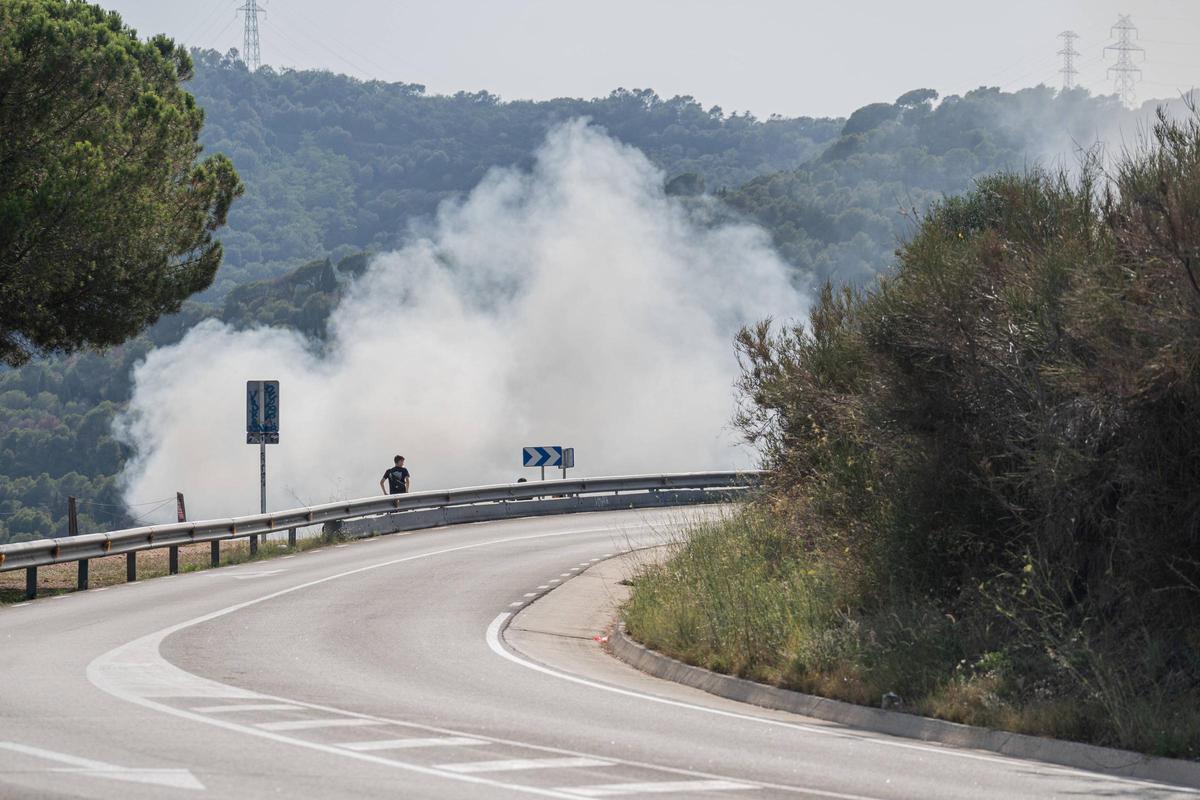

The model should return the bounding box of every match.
[577,563,590,567]
[0,741,204,791]
[549,579,561,583]
[11,602,31,608]
[86,522,810,800]
[563,780,756,796]
[257,718,386,732]
[227,569,286,580]
[334,544,348,548]
[486,614,1194,796]
[537,585,550,589]
[192,703,302,713]
[281,555,296,560]
[339,737,485,752]
[559,573,571,577]
[509,602,523,607]
[524,593,537,597]
[438,757,612,773]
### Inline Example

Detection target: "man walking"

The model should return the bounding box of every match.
[380,455,411,495]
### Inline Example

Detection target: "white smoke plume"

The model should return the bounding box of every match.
[114,121,808,521]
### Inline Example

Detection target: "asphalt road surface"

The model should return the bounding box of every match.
[0,508,1195,799]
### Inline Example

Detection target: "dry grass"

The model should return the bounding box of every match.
[0,534,328,604]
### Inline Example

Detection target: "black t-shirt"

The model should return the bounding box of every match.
[383,466,410,494]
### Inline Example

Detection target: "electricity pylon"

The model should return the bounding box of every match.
[1058,31,1080,91]
[237,0,265,72]
[1104,15,1144,106]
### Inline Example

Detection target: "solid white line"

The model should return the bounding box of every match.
[562,779,756,796]
[339,737,485,752]
[257,718,385,731]
[485,615,1194,795]
[192,703,303,713]
[437,757,611,773]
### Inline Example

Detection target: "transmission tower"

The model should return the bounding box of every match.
[1057,31,1080,91]
[1104,14,1144,106]
[237,0,265,71]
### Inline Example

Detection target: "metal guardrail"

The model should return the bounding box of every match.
[1,471,763,599]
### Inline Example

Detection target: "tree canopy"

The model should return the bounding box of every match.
[0,0,242,366]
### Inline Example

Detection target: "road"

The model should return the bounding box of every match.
[0,508,1193,799]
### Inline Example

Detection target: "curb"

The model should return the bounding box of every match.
[610,621,1200,790]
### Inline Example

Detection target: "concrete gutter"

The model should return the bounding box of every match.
[514,549,1200,790]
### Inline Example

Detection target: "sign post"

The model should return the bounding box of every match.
[246,380,280,554]
[562,447,574,479]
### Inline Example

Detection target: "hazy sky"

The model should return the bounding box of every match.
[104,1,1198,120]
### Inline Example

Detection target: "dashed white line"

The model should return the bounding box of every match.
[537,585,550,589]
[509,602,523,607]
[339,737,485,752]
[257,719,387,732]
[193,703,303,713]
[523,593,537,598]
[562,779,755,796]
[438,757,612,773]
[549,579,561,583]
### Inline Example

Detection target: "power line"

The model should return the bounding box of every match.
[1105,14,1145,106]
[1058,31,1081,90]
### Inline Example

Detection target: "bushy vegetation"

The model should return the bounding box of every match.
[628,111,1200,758]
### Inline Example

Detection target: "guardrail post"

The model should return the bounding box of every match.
[24,567,36,600]
[171,491,185,575]
[288,527,296,548]
[249,534,258,556]
[126,552,136,583]
[210,540,220,567]
[69,496,87,590]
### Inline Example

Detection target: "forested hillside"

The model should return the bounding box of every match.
[724,85,1157,287]
[186,48,843,293]
[0,54,1176,544]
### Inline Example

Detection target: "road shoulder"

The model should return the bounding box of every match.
[504,549,1200,791]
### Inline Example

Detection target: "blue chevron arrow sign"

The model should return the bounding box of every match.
[523,446,563,467]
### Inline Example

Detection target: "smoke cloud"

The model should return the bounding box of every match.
[114,121,808,521]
